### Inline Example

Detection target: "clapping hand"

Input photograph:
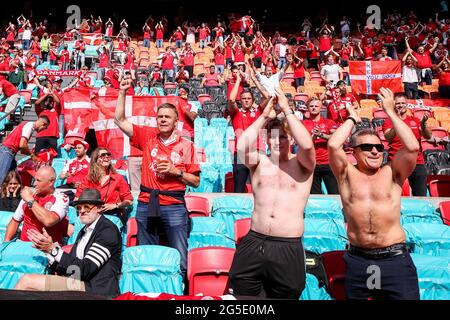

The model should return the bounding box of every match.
[27,228,54,253]
[377,87,395,114]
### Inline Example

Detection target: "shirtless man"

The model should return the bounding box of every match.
[228,87,316,299]
[327,88,420,300]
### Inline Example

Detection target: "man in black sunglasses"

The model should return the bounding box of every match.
[328,87,421,300]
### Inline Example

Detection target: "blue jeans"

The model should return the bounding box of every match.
[278,57,287,69]
[156,39,163,48]
[136,201,189,276]
[162,69,174,82]
[199,39,206,49]
[143,38,150,48]
[215,65,224,74]
[0,145,15,185]
[22,39,30,50]
[176,40,183,49]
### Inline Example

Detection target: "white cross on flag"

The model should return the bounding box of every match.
[349,61,402,95]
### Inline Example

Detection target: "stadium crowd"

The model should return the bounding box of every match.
[0,6,449,300]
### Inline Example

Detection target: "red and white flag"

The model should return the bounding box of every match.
[81,33,104,46]
[349,61,402,95]
[63,89,186,159]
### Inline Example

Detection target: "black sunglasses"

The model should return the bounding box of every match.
[354,143,384,152]
[98,152,111,158]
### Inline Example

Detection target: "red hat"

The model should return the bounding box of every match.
[73,139,89,150]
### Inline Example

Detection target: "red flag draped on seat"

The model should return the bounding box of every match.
[349,60,402,95]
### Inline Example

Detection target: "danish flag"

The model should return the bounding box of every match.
[349,60,402,95]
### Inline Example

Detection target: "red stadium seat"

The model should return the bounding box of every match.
[429,179,450,197]
[439,201,450,226]
[321,250,347,300]
[164,82,177,89]
[19,90,32,104]
[62,244,74,253]
[185,195,210,217]
[126,217,138,247]
[197,94,212,106]
[401,179,411,196]
[431,127,449,139]
[187,247,236,296]
[372,108,388,119]
[413,108,432,121]
[234,218,251,244]
[224,172,252,193]
[421,139,444,151]
[294,93,309,103]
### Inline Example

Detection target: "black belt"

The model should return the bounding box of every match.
[140,185,186,218]
[349,243,409,260]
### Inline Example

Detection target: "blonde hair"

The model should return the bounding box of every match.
[88,148,116,184]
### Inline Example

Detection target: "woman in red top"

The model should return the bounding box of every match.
[292,54,306,89]
[76,147,133,222]
[437,55,450,98]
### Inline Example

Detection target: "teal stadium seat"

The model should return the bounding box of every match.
[0,211,18,243]
[404,223,450,257]
[0,241,48,289]
[303,218,348,254]
[304,197,344,220]
[188,163,222,193]
[52,158,67,188]
[411,253,450,300]
[211,196,253,239]
[119,245,184,295]
[188,217,235,250]
[299,273,333,300]
[94,79,105,88]
[400,199,442,224]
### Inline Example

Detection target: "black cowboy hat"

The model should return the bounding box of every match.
[73,189,104,206]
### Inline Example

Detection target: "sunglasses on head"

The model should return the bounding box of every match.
[354,143,384,152]
[98,152,111,158]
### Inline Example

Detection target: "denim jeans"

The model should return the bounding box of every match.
[199,39,206,49]
[163,69,174,82]
[0,145,15,185]
[22,39,30,50]
[176,40,183,49]
[278,57,287,69]
[215,65,224,74]
[143,38,150,48]
[136,201,189,276]
[156,39,163,48]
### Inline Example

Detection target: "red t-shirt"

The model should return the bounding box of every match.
[13,191,69,245]
[76,172,133,204]
[302,118,338,164]
[440,70,450,86]
[293,61,305,78]
[177,99,197,138]
[64,157,90,185]
[99,53,109,68]
[0,80,18,97]
[233,46,245,63]
[225,46,233,59]
[156,28,164,40]
[2,121,34,153]
[144,31,151,39]
[183,51,195,66]
[36,103,59,139]
[362,46,374,60]
[253,44,263,58]
[230,106,265,152]
[0,61,9,81]
[130,124,201,204]
[60,49,70,63]
[215,52,225,65]
[199,27,209,40]
[106,26,113,37]
[413,51,433,69]
[382,115,424,164]
[328,91,357,124]
[204,73,220,87]
[161,52,175,70]
[172,31,183,41]
[319,36,332,52]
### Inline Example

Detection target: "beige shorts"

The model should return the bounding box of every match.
[44,275,86,292]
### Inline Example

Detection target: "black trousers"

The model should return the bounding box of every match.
[229,230,306,299]
[233,153,250,193]
[404,82,419,99]
[311,164,339,194]
[408,164,427,197]
[343,251,420,300]
[35,137,58,153]
[184,66,194,78]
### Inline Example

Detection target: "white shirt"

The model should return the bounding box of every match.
[76,215,101,259]
[320,64,342,84]
[22,29,32,40]
[402,65,419,83]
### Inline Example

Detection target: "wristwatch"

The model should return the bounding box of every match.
[178,170,184,178]
[50,246,60,257]
[27,200,35,209]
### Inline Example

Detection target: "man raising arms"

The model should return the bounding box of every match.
[327,88,420,300]
[229,88,316,299]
